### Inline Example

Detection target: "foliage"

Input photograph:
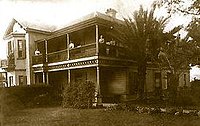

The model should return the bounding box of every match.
[187,18,200,44]
[109,5,179,99]
[62,81,95,109]
[0,85,60,115]
[157,0,200,15]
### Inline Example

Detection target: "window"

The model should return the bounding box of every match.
[155,72,161,96]
[9,76,13,87]
[155,72,161,88]
[18,40,26,59]
[19,76,23,85]
[19,75,27,86]
[18,40,23,58]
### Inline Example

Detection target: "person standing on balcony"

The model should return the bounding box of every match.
[34,49,40,55]
[69,41,75,49]
[99,35,104,43]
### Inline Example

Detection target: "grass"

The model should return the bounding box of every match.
[3,107,200,126]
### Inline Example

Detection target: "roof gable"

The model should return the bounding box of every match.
[3,18,57,39]
[3,18,23,39]
[56,11,123,31]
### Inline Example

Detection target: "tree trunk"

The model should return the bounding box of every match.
[137,58,147,100]
[168,73,179,105]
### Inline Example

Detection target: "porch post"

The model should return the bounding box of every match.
[42,72,45,83]
[45,39,48,63]
[67,33,70,60]
[46,72,49,84]
[67,33,71,85]
[95,25,99,55]
[96,66,102,106]
[43,39,48,84]
[68,70,71,85]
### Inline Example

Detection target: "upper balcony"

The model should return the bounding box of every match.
[70,43,96,60]
[32,25,130,66]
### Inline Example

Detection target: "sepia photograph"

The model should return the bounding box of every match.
[0,0,200,125]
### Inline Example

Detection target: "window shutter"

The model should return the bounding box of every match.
[23,76,27,85]
[22,40,26,58]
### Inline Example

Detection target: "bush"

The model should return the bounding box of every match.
[62,81,95,109]
[0,84,61,115]
[175,84,200,107]
[176,87,193,106]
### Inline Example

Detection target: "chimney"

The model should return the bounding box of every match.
[105,8,117,18]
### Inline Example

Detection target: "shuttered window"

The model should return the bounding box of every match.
[18,40,26,59]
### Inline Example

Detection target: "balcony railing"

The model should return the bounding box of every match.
[32,42,129,66]
[99,43,129,59]
[70,43,96,59]
[47,49,68,63]
[32,54,43,65]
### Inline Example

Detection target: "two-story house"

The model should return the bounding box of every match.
[2,18,56,86]
[2,9,190,103]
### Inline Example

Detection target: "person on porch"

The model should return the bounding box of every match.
[69,41,75,49]
[34,49,40,55]
[99,35,104,43]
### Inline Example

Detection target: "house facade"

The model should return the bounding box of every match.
[2,9,190,103]
[2,19,55,86]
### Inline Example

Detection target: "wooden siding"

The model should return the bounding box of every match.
[101,68,127,95]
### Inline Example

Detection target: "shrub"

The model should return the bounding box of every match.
[0,84,61,115]
[175,85,200,107]
[62,81,95,109]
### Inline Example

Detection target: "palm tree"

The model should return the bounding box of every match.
[109,5,180,99]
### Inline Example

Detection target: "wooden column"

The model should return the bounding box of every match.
[95,25,99,55]
[67,33,71,85]
[46,72,49,84]
[96,66,102,105]
[67,33,70,60]
[68,70,71,85]
[43,39,48,84]
[42,72,45,83]
[45,40,48,62]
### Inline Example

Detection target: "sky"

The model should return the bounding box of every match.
[0,0,198,80]
[0,0,192,59]
[0,0,157,59]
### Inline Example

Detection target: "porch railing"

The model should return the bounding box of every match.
[99,43,129,59]
[32,43,97,65]
[70,43,96,59]
[47,49,68,63]
[32,54,43,65]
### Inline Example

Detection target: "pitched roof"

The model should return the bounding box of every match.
[4,11,123,40]
[3,18,57,39]
[56,11,123,31]
[16,18,57,32]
